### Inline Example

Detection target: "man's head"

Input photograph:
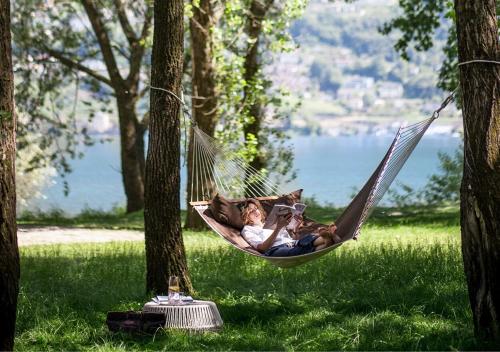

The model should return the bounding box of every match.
[241,198,266,225]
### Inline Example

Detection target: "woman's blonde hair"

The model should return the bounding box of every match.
[241,199,267,225]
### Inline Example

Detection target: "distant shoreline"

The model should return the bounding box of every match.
[290,117,463,137]
[86,118,463,138]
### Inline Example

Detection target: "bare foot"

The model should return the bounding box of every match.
[317,225,342,246]
[317,227,333,246]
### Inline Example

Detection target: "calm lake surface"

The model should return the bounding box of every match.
[32,133,460,214]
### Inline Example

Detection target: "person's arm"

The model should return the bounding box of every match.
[289,214,304,240]
[256,213,291,253]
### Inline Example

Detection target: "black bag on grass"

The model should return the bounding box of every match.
[106,311,166,334]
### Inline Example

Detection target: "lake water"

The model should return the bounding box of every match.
[31,132,460,214]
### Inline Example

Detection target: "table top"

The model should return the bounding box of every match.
[144,300,215,308]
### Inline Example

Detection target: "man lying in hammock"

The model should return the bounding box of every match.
[240,199,341,257]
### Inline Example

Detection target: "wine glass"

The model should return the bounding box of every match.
[168,276,180,304]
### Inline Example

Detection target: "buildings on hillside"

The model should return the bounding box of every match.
[335,76,404,111]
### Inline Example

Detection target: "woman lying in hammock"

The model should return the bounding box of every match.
[240,199,341,257]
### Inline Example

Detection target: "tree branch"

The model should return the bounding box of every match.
[127,4,152,86]
[112,43,131,61]
[138,85,150,100]
[81,0,124,89]
[113,0,137,45]
[43,48,112,87]
[139,4,153,42]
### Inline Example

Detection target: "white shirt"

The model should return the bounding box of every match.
[241,225,295,249]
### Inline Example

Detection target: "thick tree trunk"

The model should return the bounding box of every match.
[145,0,192,294]
[117,94,145,213]
[185,0,219,229]
[242,0,273,197]
[455,0,500,343]
[0,0,20,349]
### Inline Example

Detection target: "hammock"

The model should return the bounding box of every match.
[187,95,455,268]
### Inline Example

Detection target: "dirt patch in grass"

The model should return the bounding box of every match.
[18,226,144,246]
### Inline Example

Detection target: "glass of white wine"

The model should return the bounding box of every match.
[168,276,180,304]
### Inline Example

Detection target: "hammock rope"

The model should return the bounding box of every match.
[192,126,287,201]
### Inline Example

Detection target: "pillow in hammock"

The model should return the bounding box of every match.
[210,193,244,230]
[277,188,303,205]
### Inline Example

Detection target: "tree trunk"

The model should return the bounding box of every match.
[185,0,219,230]
[116,94,145,213]
[243,0,273,197]
[145,0,192,294]
[80,1,150,214]
[455,0,500,343]
[0,0,20,349]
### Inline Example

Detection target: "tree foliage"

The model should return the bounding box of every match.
[12,0,152,208]
[16,135,57,213]
[380,0,500,97]
[13,0,307,207]
[211,0,306,184]
[13,1,112,176]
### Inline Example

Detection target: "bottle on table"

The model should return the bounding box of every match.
[168,276,181,304]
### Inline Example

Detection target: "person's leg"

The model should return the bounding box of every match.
[266,236,317,257]
[313,235,331,250]
[313,236,326,246]
[265,244,305,257]
[315,225,341,248]
[264,243,288,257]
[303,234,329,251]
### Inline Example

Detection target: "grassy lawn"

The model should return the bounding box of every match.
[16,204,492,350]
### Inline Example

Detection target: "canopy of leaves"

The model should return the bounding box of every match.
[210,0,307,183]
[12,0,151,192]
[381,0,500,98]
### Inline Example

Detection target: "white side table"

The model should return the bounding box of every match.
[142,300,223,331]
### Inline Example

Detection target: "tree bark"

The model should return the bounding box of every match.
[185,0,219,230]
[0,0,20,349]
[243,0,273,197]
[455,0,500,343]
[145,0,192,294]
[116,93,145,213]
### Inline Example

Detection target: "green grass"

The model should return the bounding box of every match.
[15,204,495,350]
